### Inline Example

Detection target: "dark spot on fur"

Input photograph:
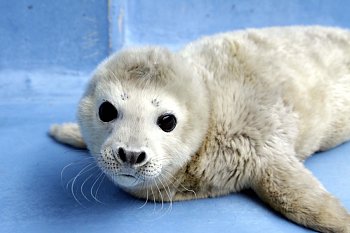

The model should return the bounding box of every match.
[121,93,129,101]
[151,98,160,107]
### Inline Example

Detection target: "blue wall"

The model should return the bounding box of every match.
[0,0,109,71]
[110,0,350,50]
[1,0,350,70]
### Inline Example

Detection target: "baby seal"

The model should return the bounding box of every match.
[50,26,350,232]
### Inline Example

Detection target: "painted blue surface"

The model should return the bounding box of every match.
[1,1,350,232]
[0,0,109,71]
[111,0,350,50]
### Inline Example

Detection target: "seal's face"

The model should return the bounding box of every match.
[94,86,187,188]
[78,48,209,192]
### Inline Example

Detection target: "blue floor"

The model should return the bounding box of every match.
[1,1,350,233]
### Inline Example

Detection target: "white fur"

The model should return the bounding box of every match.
[50,26,350,232]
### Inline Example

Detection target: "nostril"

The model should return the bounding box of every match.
[136,151,146,165]
[118,147,127,162]
[116,147,147,165]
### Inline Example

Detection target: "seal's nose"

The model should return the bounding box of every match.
[116,147,147,166]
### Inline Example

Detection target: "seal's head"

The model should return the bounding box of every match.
[78,47,209,194]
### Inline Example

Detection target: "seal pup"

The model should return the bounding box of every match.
[50,26,350,232]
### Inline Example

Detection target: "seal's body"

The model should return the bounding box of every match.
[50,26,350,232]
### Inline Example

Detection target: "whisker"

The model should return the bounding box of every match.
[154,178,164,211]
[65,162,96,190]
[150,187,156,212]
[70,163,97,206]
[60,157,95,186]
[80,168,99,202]
[162,170,197,199]
[158,175,173,214]
[93,174,106,204]
[90,172,105,204]
[138,184,149,209]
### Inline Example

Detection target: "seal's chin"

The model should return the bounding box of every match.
[115,174,141,187]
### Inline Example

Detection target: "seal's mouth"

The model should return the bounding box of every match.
[115,173,140,187]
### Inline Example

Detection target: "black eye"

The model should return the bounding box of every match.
[98,101,118,122]
[157,114,177,132]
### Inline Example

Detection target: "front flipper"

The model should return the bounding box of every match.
[49,122,86,149]
[251,156,350,233]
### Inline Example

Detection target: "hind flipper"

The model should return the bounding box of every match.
[49,122,86,149]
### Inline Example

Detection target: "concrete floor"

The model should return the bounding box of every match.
[1,1,350,232]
